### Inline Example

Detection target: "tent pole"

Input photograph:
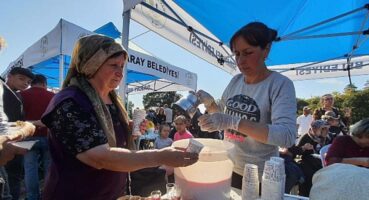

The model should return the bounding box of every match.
[347,57,353,85]
[120,9,131,106]
[59,19,64,89]
[59,54,64,88]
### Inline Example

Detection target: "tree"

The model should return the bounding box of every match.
[305,96,320,111]
[142,92,182,109]
[341,89,369,123]
[296,98,309,115]
[364,80,369,90]
[126,101,134,119]
[0,36,6,51]
[344,83,357,93]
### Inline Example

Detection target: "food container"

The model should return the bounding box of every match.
[172,139,234,200]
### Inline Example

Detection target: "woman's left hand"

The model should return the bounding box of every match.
[159,147,199,167]
[198,113,241,132]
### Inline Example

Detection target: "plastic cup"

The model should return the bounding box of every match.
[150,190,161,200]
[166,183,176,199]
[242,164,259,200]
[186,138,204,153]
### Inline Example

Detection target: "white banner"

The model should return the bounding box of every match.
[272,56,369,81]
[128,0,239,75]
[127,48,197,92]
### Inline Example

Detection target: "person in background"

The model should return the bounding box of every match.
[173,115,193,141]
[0,76,35,200]
[321,111,347,137]
[163,104,173,127]
[4,67,34,200]
[342,107,352,127]
[155,123,175,183]
[156,107,166,126]
[154,124,173,149]
[196,22,296,189]
[296,106,313,138]
[290,120,331,197]
[146,109,157,125]
[313,93,349,128]
[325,118,369,167]
[137,119,158,150]
[40,35,198,200]
[313,94,337,120]
[20,74,55,200]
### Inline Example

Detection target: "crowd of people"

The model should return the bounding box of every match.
[0,21,368,200]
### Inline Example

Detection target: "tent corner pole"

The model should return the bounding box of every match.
[59,54,64,89]
[120,9,131,106]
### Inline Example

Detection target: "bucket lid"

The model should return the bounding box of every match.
[172,138,234,162]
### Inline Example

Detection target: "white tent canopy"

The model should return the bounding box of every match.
[3,19,197,94]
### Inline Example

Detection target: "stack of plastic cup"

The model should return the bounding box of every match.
[132,109,146,136]
[261,159,285,200]
[242,164,260,200]
[270,157,286,195]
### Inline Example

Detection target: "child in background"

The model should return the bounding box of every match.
[137,119,158,150]
[154,124,173,149]
[173,115,193,141]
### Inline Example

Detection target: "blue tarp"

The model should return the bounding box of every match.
[174,0,369,66]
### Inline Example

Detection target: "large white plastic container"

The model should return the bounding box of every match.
[172,139,234,200]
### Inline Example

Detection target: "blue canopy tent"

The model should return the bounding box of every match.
[4,19,197,95]
[123,0,369,82]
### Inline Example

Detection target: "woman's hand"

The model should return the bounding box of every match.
[196,90,215,108]
[158,147,198,168]
[198,113,241,132]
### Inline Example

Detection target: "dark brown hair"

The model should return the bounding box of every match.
[31,74,47,85]
[230,22,277,51]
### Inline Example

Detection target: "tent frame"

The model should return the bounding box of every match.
[123,1,369,85]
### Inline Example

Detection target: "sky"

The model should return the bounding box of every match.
[1,0,368,109]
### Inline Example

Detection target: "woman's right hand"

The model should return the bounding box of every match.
[196,90,215,108]
[158,147,198,168]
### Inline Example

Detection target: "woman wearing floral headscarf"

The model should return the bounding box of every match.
[41,35,198,200]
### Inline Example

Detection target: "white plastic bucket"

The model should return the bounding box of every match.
[172,139,234,200]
